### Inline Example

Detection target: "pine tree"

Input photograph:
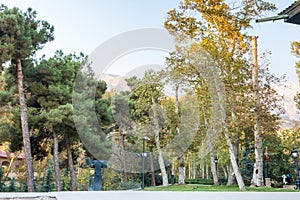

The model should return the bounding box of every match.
[40,160,55,192]
[0,5,54,192]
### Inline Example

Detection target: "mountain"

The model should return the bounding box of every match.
[275,82,300,129]
[99,73,129,91]
[100,73,300,129]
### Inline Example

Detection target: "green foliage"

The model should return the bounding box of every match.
[0,167,5,192]
[73,61,113,160]
[185,178,214,185]
[0,4,54,65]
[61,168,71,191]
[129,71,164,123]
[8,177,18,192]
[120,181,140,190]
[241,130,254,182]
[75,168,89,191]
[291,41,300,109]
[39,160,55,192]
[102,169,123,190]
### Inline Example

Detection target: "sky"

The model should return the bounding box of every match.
[2,0,300,83]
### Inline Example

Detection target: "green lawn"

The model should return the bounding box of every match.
[144,184,299,192]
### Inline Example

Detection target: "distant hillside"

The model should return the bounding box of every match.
[99,73,130,91]
[100,73,300,129]
[275,82,300,129]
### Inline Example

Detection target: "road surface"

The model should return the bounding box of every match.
[0,191,299,200]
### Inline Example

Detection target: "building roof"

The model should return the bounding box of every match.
[0,151,25,159]
[278,0,300,24]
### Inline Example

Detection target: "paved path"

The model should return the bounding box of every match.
[0,191,299,200]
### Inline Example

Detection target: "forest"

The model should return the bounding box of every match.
[0,0,300,192]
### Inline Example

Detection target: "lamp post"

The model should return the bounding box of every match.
[291,149,300,190]
[214,157,218,175]
[142,137,150,190]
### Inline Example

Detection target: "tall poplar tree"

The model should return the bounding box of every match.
[0,5,54,192]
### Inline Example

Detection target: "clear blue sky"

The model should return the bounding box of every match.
[2,0,300,82]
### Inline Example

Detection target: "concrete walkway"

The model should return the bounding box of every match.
[0,191,299,200]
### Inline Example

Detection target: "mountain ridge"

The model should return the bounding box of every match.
[100,73,300,129]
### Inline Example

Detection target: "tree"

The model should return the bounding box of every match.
[165,48,221,185]
[73,58,113,163]
[127,71,170,186]
[0,5,54,192]
[164,0,276,191]
[161,58,187,185]
[292,41,300,109]
[28,51,110,191]
[40,160,56,192]
[111,94,132,182]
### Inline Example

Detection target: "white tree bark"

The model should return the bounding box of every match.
[227,163,237,186]
[210,151,219,186]
[174,85,186,185]
[200,160,205,179]
[152,99,168,187]
[178,156,185,184]
[198,57,245,190]
[214,76,245,191]
[251,36,264,187]
[206,164,209,179]
[157,147,169,186]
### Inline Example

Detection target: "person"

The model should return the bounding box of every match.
[282,174,287,185]
[286,173,292,185]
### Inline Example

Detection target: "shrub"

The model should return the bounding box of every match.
[121,181,140,190]
[185,178,214,185]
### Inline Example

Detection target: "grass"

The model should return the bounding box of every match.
[144,184,300,192]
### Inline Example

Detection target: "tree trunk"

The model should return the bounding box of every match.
[157,147,168,186]
[206,164,209,179]
[224,132,245,190]
[155,132,168,186]
[212,69,245,191]
[120,130,128,182]
[227,163,237,186]
[53,131,61,191]
[178,156,185,184]
[66,141,77,191]
[4,154,16,181]
[188,155,191,179]
[16,58,35,192]
[175,85,186,185]
[171,159,176,183]
[204,113,219,185]
[210,150,219,186]
[222,165,228,180]
[193,156,196,179]
[251,36,264,187]
[152,98,168,187]
[227,138,238,186]
[149,146,156,186]
[200,160,205,179]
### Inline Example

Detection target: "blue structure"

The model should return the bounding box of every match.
[86,159,107,191]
